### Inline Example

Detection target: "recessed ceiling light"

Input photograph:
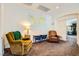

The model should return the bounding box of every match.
[56,6,60,9]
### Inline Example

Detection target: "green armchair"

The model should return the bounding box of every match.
[6,31,32,55]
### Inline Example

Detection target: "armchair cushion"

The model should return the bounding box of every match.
[13,31,21,40]
[47,30,60,43]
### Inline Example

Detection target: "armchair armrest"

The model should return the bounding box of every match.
[11,40,22,44]
[14,40,22,42]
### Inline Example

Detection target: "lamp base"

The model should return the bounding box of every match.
[24,35,30,39]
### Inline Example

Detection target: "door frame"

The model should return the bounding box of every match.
[55,13,79,45]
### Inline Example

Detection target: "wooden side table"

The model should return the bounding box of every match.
[22,35,30,40]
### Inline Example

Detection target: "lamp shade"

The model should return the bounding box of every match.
[21,21,31,35]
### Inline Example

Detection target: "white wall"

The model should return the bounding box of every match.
[77,15,79,45]
[55,17,67,41]
[0,37,2,56]
[0,4,3,56]
[2,4,53,48]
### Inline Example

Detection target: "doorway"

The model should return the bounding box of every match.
[66,18,77,45]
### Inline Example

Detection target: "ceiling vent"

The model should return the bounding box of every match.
[38,5,50,12]
[24,3,32,6]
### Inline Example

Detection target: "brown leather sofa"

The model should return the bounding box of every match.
[47,30,60,43]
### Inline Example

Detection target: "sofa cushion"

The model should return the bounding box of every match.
[13,31,21,40]
[33,36,41,40]
[40,35,47,39]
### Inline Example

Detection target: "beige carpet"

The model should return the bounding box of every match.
[28,41,79,56]
[4,40,79,56]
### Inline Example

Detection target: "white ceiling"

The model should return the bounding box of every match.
[21,3,79,19]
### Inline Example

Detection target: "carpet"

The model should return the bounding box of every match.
[4,40,79,56]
